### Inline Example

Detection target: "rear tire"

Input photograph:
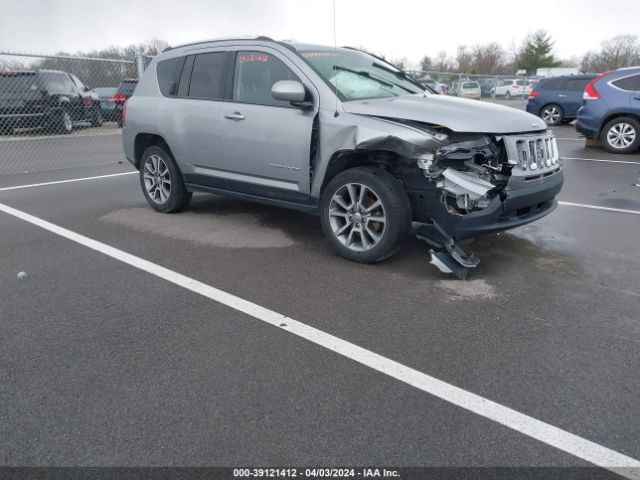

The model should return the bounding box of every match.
[91,107,103,127]
[140,145,192,213]
[505,91,512,100]
[540,104,564,126]
[320,167,411,264]
[56,109,73,134]
[601,117,640,154]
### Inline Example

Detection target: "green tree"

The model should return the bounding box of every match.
[518,30,560,73]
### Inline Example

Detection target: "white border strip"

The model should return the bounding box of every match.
[0,172,136,192]
[559,201,640,216]
[0,201,638,479]
[561,156,640,165]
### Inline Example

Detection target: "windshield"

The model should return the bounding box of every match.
[300,49,425,100]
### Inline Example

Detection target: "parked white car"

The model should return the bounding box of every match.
[492,79,534,99]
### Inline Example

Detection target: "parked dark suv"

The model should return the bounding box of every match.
[0,70,102,134]
[526,75,596,126]
[114,78,138,127]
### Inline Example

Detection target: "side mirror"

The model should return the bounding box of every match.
[271,80,312,109]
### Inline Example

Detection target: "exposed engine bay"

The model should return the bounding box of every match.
[414,134,508,214]
[400,129,560,279]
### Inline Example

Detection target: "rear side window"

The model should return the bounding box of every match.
[188,52,226,99]
[541,78,563,90]
[157,57,185,97]
[117,81,138,96]
[564,78,591,92]
[233,51,299,107]
[0,73,39,96]
[611,74,640,91]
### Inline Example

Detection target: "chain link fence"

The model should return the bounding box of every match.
[1,50,542,178]
[408,70,539,109]
[0,51,149,176]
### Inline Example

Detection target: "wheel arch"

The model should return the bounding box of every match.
[598,112,640,138]
[319,149,409,195]
[134,133,172,170]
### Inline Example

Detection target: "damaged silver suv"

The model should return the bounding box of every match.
[122,37,563,278]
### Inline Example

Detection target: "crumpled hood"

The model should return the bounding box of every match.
[342,94,548,134]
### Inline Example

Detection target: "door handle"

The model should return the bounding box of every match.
[224,112,245,121]
[558,94,568,98]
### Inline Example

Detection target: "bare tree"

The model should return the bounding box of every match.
[582,34,640,72]
[456,45,473,73]
[471,42,506,75]
[434,51,453,72]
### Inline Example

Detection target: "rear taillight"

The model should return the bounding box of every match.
[122,99,128,127]
[528,91,540,99]
[583,72,609,100]
[114,93,127,103]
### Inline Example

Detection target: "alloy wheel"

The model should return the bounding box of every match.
[328,183,386,252]
[62,111,72,132]
[542,106,561,124]
[606,122,636,149]
[143,154,171,204]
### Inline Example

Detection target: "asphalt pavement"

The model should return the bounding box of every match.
[0,123,639,476]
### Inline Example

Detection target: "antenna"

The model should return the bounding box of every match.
[333,0,339,117]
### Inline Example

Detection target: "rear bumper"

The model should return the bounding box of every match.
[418,170,564,242]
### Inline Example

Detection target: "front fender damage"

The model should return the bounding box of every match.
[313,111,515,279]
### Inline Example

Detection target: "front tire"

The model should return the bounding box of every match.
[140,145,192,213]
[601,117,640,154]
[540,104,564,126]
[505,91,512,100]
[320,167,411,263]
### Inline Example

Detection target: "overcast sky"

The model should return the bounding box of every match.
[1,0,639,65]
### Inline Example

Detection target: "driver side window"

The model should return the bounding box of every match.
[233,51,299,107]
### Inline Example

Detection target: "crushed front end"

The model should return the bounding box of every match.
[403,130,563,278]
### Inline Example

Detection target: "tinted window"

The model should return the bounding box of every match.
[42,72,76,94]
[189,52,226,99]
[157,57,185,97]
[0,73,39,97]
[541,78,563,90]
[564,78,591,92]
[117,81,138,96]
[233,51,299,107]
[462,82,478,89]
[70,74,86,91]
[612,74,640,91]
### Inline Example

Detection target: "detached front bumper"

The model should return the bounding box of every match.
[417,169,564,244]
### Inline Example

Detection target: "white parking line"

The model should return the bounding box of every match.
[0,172,136,192]
[556,138,584,141]
[561,156,640,165]
[0,201,638,479]
[559,201,640,216]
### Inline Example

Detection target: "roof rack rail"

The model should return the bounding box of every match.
[162,36,276,53]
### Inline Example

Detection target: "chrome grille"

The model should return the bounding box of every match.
[503,131,559,171]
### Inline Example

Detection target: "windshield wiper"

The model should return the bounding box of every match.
[332,65,395,88]
[371,62,425,93]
